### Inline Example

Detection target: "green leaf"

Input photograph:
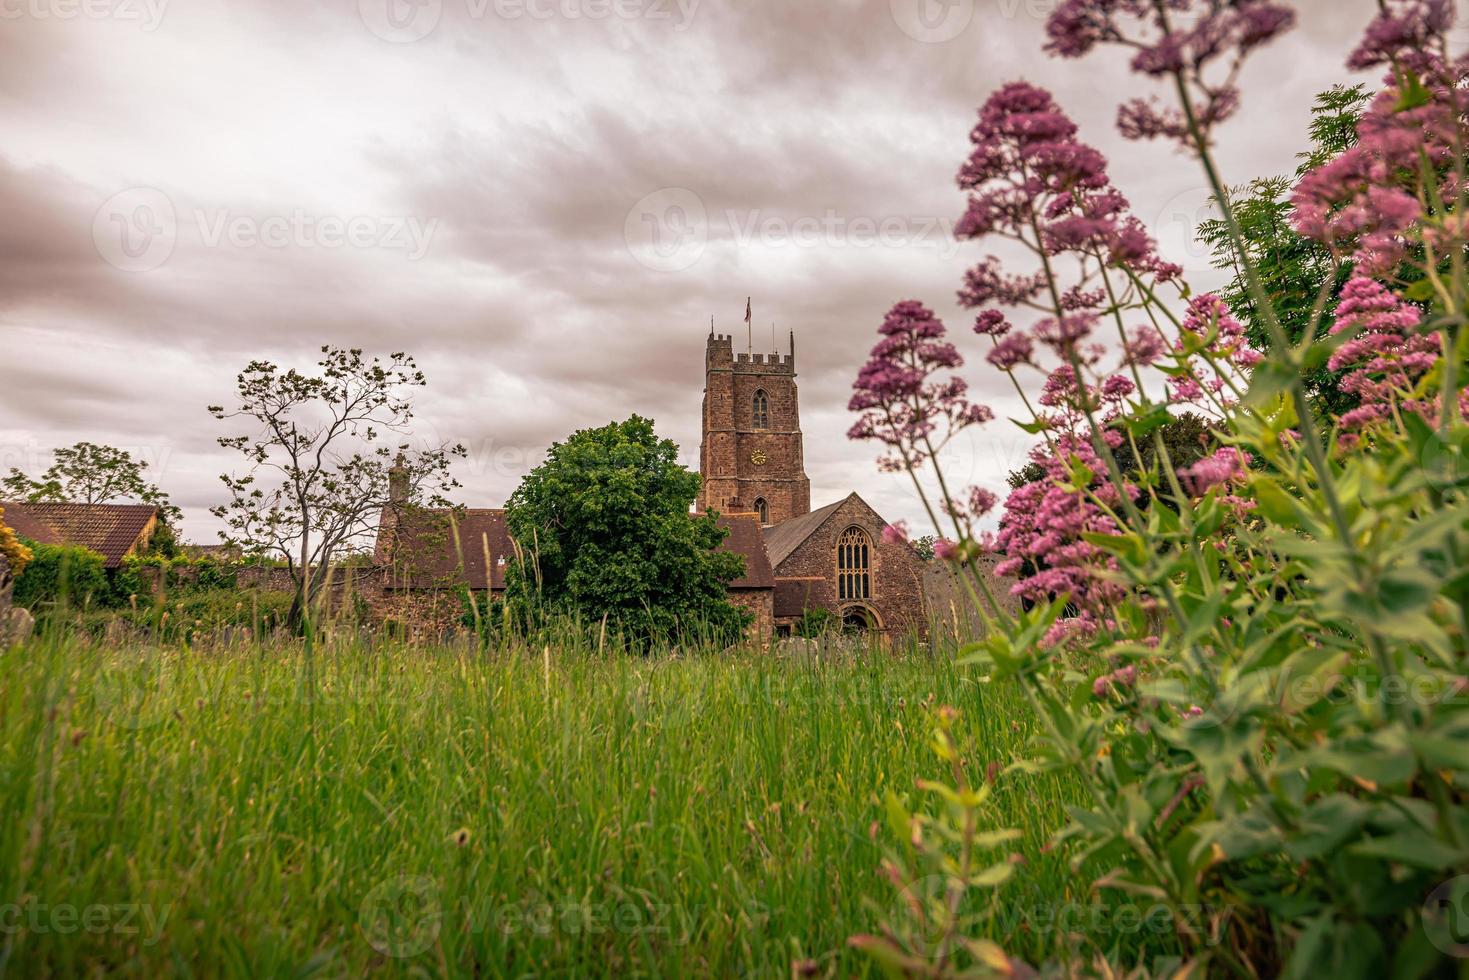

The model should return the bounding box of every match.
[1403,278,1437,302]
[1348,832,1469,869]
[970,861,1014,887]
[1285,794,1372,861]
[1244,357,1299,408]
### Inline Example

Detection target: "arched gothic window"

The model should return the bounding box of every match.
[754,497,769,524]
[836,526,871,601]
[752,389,770,429]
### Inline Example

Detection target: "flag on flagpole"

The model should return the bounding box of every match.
[745,297,752,354]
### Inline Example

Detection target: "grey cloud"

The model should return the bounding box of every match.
[0,0,1392,541]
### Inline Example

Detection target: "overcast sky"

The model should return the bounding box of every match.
[0,0,1396,542]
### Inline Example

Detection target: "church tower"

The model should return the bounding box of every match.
[698,326,811,526]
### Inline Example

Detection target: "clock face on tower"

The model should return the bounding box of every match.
[750,450,768,466]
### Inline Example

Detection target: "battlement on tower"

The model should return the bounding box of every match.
[706,333,795,374]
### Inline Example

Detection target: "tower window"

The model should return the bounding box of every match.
[836,526,871,601]
[752,389,769,429]
[754,497,769,524]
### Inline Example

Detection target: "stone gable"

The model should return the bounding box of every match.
[767,493,927,636]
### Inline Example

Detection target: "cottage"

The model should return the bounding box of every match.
[0,501,161,568]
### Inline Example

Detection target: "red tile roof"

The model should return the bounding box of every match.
[1,502,159,568]
[377,507,514,590]
[715,513,775,589]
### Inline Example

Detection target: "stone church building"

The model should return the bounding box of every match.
[696,331,926,636]
[373,323,932,638]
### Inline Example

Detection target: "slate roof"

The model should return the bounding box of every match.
[761,497,847,567]
[376,507,514,590]
[773,576,833,618]
[1,502,159,568]
[715,513,775,589]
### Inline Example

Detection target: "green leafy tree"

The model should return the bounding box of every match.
[3,441,180,526]
[1197,85,1371,417]
[503,415,749,644]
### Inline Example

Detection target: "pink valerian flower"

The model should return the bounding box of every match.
[973,310,1012,337]
[969,486,999,518]
[1347,0,1454,71]
[1325,276,1453,435]
[943,485,1001,525]
[1291,57,1467,277]
[1045,1,1295,150]
[994,434,1138,615]
[1123,325,1167,367]
[955,83,1176,320]
[1043,614,1100,650]
[882,521,911,546]
[1100,374,1135,402]
[1033,314,1098,357]
[959,256,1050,308]
[1166,294,1261,410]
[849,301,995,470]
[1117,90,1240,146]
[1060,285,1107,310]
[1092,663,1137,699]
[1038,364,1095,415]
[1178,446,1252,496]
[986,332,1035,371]
[932,538,959,562]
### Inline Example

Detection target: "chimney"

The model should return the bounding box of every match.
[388,453,409,505]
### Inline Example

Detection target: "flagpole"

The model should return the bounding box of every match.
[746,296,752,356]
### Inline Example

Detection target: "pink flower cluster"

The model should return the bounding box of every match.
[1326,276,1445,436]
[1347,0,1454,71]
[994,432,1138,619]
[955,83,1180,452]
[956,82,1179,305]
[1178,446,1252,497]
[1292,74,1467,275]
[943,485,1002,525]
[1167,294,1262,408]
[1092,663,1137,700]
[1293,4,1467,277]
[1045,0,1295,150]
[849,301,994,471]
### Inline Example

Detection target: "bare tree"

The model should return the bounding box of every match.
[209,346,464,628]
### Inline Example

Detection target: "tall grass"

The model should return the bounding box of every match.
[0,627,1084,977]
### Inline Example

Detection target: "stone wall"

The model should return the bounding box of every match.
[922,555,1020,643]
[728,587,774,640]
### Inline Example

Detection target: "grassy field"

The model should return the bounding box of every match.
[0,631,1091,977]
